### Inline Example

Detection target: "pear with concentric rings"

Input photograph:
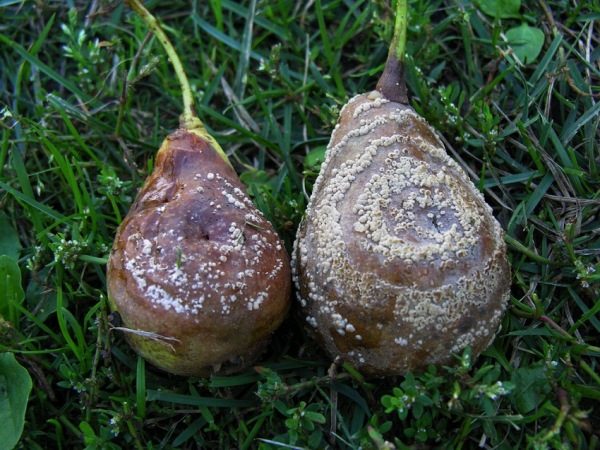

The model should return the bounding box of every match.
[292,1,510,376]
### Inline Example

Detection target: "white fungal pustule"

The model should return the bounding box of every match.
[292,91,510,376]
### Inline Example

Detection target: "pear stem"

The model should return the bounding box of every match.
[125,0,198,128]
[391,0,407,63]
[376,0,409,104]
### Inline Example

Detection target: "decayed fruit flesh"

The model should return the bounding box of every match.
[108,129,291,376]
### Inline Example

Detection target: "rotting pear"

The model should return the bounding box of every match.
[292,0,510,376]
[107,0,290,376]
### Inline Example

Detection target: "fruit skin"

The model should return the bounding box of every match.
[107,128,291,376]
[292,90,510,376]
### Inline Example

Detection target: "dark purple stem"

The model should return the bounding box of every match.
[375,54,408,104]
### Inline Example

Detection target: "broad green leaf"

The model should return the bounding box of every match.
[506,25,545,64]
[0,256,25,324]
[0,352,33,450]
[79,421,97,446]
[304,146,326,170]
[478,0,521,19]
[510,366,551,413]
[0,212,21,260]
[308,429,323,449]
[239,169,271,190]
[26,267,57,323]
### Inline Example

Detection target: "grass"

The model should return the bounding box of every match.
[1,0,599,448]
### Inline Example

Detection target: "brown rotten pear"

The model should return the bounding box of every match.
[107,1,290,376]
[292,1,510,376]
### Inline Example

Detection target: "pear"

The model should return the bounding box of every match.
[292,4,510,376]
[107,1,290,376]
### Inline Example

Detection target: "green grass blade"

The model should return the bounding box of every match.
[146,390,256,408]
[0,33,93,104]
[0,180,65,222]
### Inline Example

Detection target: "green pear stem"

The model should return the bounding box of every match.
[376,0,409,104]
[391,0,407,63]
[125,0,232,167]
[125,0,197,129]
